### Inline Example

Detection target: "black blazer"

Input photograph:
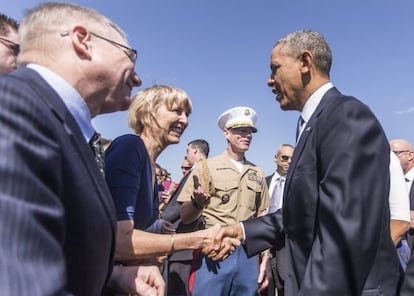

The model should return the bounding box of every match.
[401,184,414,295]
[400,252,414,295]
[266,174,274,188]
[243,88,399,295]
[0,68,116,295]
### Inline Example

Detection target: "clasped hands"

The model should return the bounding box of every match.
[199,223,244,261]
[192,175,244,261]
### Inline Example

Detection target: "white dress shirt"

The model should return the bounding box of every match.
[268,172,286,213]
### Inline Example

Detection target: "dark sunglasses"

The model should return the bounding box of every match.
[393,150,410,157]
[279,155,292,162]
[0,37,19,55]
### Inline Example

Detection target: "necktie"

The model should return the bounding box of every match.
[397,239,411,271]
[296,115,305,142]
[89,132,105,175]
[268,176,285,213]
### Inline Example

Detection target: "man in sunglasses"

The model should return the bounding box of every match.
[262,144,294,296]
[0,13,19,74]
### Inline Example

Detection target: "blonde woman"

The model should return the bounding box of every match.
[105,85,236,267]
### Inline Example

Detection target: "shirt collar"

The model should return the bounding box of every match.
[272,171,284,182]
[406,167,414,182]
[26,64,95,142]
[301,82,334,124]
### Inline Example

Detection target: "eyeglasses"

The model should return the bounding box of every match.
[60,31,137,63]
[0,37,19,56]
[279,155,292,162]
[393,150,410,157]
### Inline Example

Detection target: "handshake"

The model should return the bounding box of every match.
[198,223,244,261]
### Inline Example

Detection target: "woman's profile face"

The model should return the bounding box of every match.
[154,102,189,146]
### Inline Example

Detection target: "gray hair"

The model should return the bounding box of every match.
[275,29,332,75]
[19,2,126,58]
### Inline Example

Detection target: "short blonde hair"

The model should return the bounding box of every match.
[128,85,192,134]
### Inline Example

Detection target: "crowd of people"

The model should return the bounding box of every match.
[0,3,413,296]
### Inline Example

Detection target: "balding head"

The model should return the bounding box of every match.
[275,144,294,176]
[389,139,414,174]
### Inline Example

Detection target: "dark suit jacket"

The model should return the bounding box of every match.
[266,174,273,188]
[161,173,202,296]
[266,173,287,285]
[400,252,414,295]
[0,68,116,295]
[243,88,399,295]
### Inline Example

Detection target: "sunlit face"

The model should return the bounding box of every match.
[155,103,189,146]
[225,126,253,153]
[92,30,142,115]
[0,29,19,74]
[181,159,192,176]
[267,44,304,111]
[390,140,414,173]
[275,145,294,176]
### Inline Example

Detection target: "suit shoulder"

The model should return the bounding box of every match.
[325,89,371,113]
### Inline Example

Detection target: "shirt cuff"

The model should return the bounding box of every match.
[240,222,246,244]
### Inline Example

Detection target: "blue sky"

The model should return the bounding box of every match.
[6,0,414,181]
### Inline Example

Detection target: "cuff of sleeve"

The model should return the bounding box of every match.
[240,222,246,244]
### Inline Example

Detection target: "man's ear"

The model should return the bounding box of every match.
[70,26,92,60]
[299,51,312,74]
[224,129,230,140]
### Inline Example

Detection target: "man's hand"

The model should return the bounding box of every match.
[109,264,165,296]
[192,175,211,207]
[258,252,271,293]
[200,224,244,261]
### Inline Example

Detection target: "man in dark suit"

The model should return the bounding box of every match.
[390,139,414,248]
[389,139,414,295]
[213,29,399,295]
[161,139,210,296]
[0,2,165,296]
[401,253,414,295]
[262,144,294,296]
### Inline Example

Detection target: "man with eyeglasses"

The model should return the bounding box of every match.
[161,139,210,296]
[390,140,414,240]
[177,106,270,296]
[0,3,167,296]
[391,139,414,295]
[261,144,294,296]
[181,157,193,176]
[0,13,19,74]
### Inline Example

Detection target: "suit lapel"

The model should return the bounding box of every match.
[12,68,116,229]
[284,87,341,203]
